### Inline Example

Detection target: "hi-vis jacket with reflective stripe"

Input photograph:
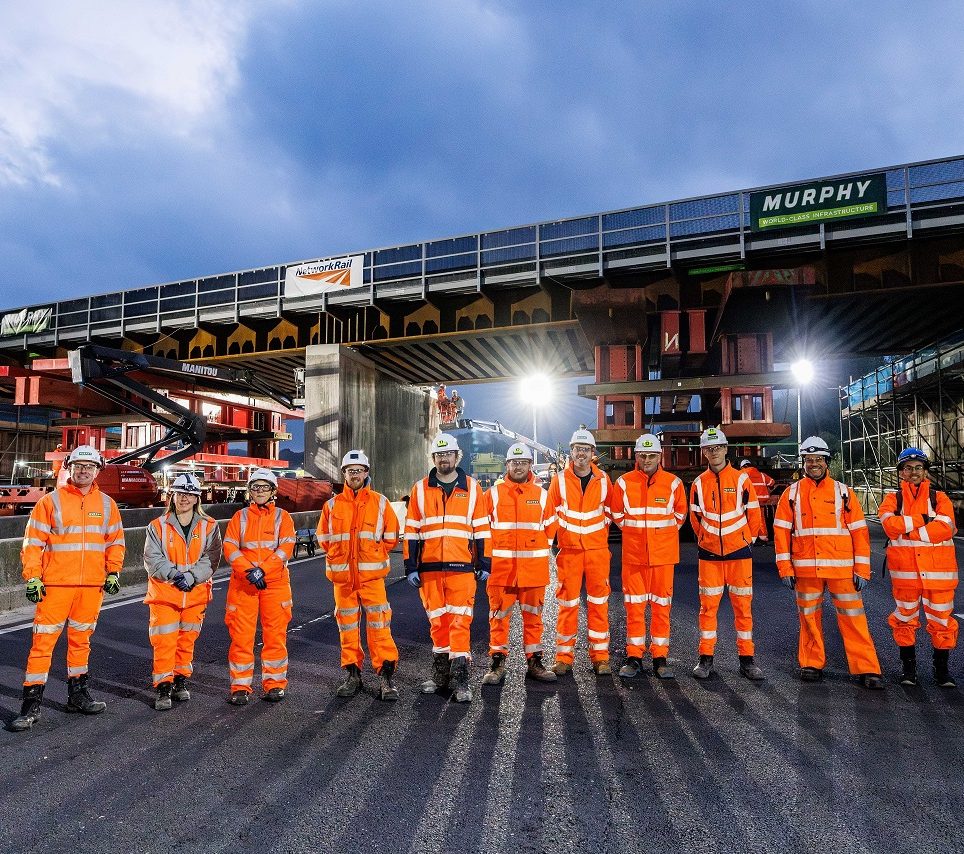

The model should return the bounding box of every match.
[144,513,222,606]
[223,502,296,580]
[483,472,557,587]
[404,468,490,575]
[879,482,958,590]
[689,464,761,560]
[613,467,687,566]
[547,463,614,551]
[21,482,125,586]
[773,477,871,580]
[317,482,399,584]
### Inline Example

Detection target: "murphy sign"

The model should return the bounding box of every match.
[750,173,887,231]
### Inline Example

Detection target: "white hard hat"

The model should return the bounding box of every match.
[739,459,752,468]
[799,436,831,458]
[634,434,662,453]
[67,445,103,468]
[341,450,370,470]
[170,473,203,495]
[506,442,534,462]
[248,468,278,488]
[569,429,596,448]
[699,427,728,448]
[432,433,460,454]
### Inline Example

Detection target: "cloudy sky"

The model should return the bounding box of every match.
[1,2,962,449]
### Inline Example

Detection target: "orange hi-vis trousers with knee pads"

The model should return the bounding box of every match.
[333,579,398,670]
[697,559,754,657]
[555,549,612,664]
[487,585,546,658]
[420,572,477,657]
[223,501,296,693]
[622,564,674,659]
[24,586,105,686]
[794,577,880,674]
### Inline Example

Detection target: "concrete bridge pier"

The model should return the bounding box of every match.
[303,344,434,501]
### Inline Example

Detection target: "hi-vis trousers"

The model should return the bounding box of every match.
[556,548,611,664]
[697,558,754,657]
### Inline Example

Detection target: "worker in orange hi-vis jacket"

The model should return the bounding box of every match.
[481,442,558,686]
[739,459,775,540]
[317,450,401,702]
[612,433,687,680]
[689,427,765,682]
[143,473,223,710]
[11,445,125,732]
[223,468,296,706]
[880,446,959,689]
[547,428,616,677]
[404,433,491,703]
[772,436,883,689]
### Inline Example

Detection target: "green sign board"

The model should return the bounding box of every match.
[687,263,746,276]
[749,173,887,231]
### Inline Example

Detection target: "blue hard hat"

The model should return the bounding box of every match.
[897,447,929,470]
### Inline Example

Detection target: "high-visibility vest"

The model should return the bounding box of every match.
[547,463,613,551]
[21,482,125,585]
[772,477,870,580]
[880,482,958,590]
[223,502,296,580]
[689,464,760,559]
[742,465,775,501]
[144,512,221,606]
[484,473,557,587]
[404,469,490,572]
[317,483,399,584]
[613,467,687,566]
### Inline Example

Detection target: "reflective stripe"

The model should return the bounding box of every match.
[557,597,580,608]
[491,548,551,559]
[799,603,822,615]
[651,636,669,646]
[700,586,725,596]
[627,635,647,645]
[262,658,288,668]
[25,673,49,684]
[520,603,541,615]
[651,594,672,606]
[586,594,608,605]
[153,671,175,682]
[231,676,253,686]
[524,643,543,654]
[427,606,447,620]
[67,665,88,676]
[835,607,865,616]
[179,622,203,633]
[231,661,255,672]
[67,619,97,631]
[700,630,716,639]
[587,629,609,640]
[446,605,473,617]
[33,621,66,634]
[735,630,753,640]
[728,585,752,596]
[624,594,648,604]
[148,623,180,636]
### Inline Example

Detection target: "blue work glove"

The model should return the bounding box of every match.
[780,575,796,590]
[474,568,490,582]
[245,567,267,590]
[853,574,867,592]
[26,577,46,604]
[103,573,121,595]
[407,571,421,589]
[173,571,195,592]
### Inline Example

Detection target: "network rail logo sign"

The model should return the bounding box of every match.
[749,173,887,231]
[1,307,52,337]
[284,254,363,298]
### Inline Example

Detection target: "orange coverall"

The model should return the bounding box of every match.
[223,502,296,693]
[143,512,222,687]
[317,484,400,671]
[612,466,687,660]
[742,465,775,538]
[773,477,880,674]
[483,473,557,660]
[547,463,614,665]
[689,464,762,657]
[880,482,959,649]
[20,482,125,686]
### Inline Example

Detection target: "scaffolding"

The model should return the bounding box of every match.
[840,331,964,515]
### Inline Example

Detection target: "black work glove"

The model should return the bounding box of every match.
[853,574,868,592]
[103,573,121,595]
[26,577,46,604]
[245,567,267,590]
[173,571,196,592]
[780,575,796,590]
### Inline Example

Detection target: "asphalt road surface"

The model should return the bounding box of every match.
[1,526,962,854]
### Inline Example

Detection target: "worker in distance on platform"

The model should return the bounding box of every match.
[481,442,558,686]
[223,468,296,705]
[11,445,125,732]
[880,447,959,688]
[739,459,775,541]
[612,433,688,679]
[143,473,223,710]
[772,437,883,689]
[317,450,401,701]
[405,433,490,703]
[547,428,616,676]
[689,427,765,681]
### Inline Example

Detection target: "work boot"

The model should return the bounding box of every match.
[899,645,918,686]
[154,681,173,711]
[227,690,250,706]
[933,649,956,688]
[857,674,884,690]
[692,655,714,680]
[592,660,612,675]
[552,661,572,677]
[420,652,451,694]
[171,675,191,702]
[739,656,765,681]
[618,656,642,678]
[66,675,106,715]
[263,687,286,703]
[798,667,823,682]
[652,657,675,680]
[336,665,362,698]
[482,653,507,686]
[10,685,44,732]
[379,661,399,701]
[450,656,472,703]
[526,653,557,682]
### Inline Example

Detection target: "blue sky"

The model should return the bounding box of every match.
[2,2,963,449]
